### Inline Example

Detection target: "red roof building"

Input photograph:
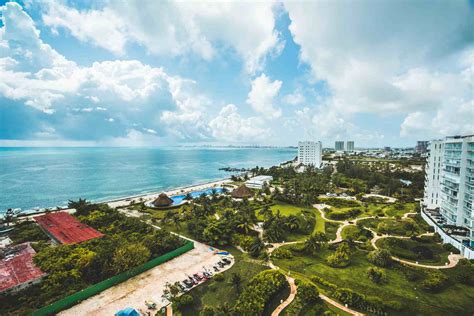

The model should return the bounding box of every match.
[0,243,46,294]
[35,212,104,244]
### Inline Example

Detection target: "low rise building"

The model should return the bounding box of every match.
[0,243,46,294]
[245,175,273,189]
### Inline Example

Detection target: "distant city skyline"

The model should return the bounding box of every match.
[0,1,473,148]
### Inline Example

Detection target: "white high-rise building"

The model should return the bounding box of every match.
[298,141,322,168]
[422,135,474,258]
[424,139,444,209]
[345,141,355,152]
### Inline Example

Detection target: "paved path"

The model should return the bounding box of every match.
[319,294,365,316]
[367,228,461,269]
[268,242,363,316]
[402,212,417,219]
[362,194,397,203]
[271,276,297,316]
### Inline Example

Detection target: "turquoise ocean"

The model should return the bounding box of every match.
[0,147,296,213]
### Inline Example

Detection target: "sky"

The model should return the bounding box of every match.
[0,0,473,148]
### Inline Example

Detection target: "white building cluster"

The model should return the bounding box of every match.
[297,141,322,168]
[422,135,474,258]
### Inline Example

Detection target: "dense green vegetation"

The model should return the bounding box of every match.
[274,243,474,315]
[7,220,49,244]
[0,201,185,315]
[334,159,425,199]
[376,236,451,265]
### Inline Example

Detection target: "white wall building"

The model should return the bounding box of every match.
[422,135,474,258]
[245,175,273,189]
[298,141,322,168]
[424,139,444,209]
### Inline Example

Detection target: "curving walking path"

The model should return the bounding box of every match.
[268,242,363,316]
[367,227,462,269]
[271,276,297,316]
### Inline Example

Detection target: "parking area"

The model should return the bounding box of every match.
[59,241,234,316]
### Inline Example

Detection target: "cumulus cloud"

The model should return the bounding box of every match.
[209,104,270,142]
[40,0,282,73]
[283,90,305,105]
[42,1,126,55]
[247,73,282,119]
[284,0,474,138]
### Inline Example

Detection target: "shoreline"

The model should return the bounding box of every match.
[8,177,233,219]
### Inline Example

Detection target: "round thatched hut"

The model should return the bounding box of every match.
[231,185,253,199]
[152,193,174,208]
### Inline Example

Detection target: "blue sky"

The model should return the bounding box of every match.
[0,0,473,147]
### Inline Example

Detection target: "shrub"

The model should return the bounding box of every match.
[174,294,193,309]
[453,259,474,286]
[271,247,293,259]
[367,267,387,284]
[326,243,351,268]
[310,275,338,292]
[213,273,224,281]
[421,270,448,293]
[200,306,216,316]
[333,288,387,315]
[367,249,393,267]
[233,270,286,315]
[399,265,424,282]
[297,282,320,304]
[442,243,460,254]
[328,208,361,220]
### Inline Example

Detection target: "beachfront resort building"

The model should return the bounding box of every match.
[421,135,474,258]
[298,141,322,168]
[245,175,273,189]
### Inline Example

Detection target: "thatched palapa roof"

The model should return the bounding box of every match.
[152,193,174,207]
[231,185,253,199]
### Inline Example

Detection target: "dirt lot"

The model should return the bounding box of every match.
[59,241,233,316]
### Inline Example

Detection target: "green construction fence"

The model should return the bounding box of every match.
[31,240,194,316]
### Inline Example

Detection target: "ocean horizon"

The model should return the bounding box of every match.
[0,147,296,212]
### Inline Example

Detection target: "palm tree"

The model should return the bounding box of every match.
[285,215,299,231]
[237,217,253,234]
[304,234,320,254]
[162,211,174,224]
[249,237,265,257]
[258,205,272,220]
[172,214,181,228]
[183,192,193,201]
[67,198,89,209]
[230,273,242,293]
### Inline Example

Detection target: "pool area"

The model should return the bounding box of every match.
[145,187,225,208]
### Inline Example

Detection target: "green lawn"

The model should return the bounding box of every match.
[177,247,268,315]
[256,202,311,220]
[324,222,339,240]
[376,237,450,265]
[274,245,474,316]
[341,225,373,242]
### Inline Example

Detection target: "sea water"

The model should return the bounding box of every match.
[0,147,296,212]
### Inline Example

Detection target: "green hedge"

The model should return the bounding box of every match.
[31,241,194,316]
